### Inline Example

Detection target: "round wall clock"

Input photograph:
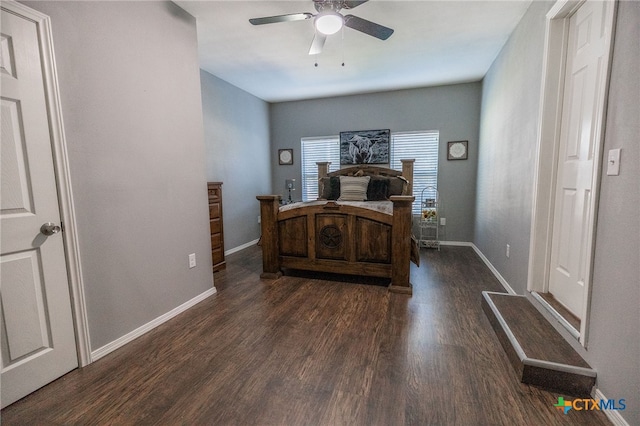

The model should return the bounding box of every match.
[447,141,468,160]
[278,148,293,165]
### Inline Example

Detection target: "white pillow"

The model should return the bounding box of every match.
[338,176,370,201]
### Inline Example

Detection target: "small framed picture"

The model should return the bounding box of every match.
[447,141,468,160]
[278,149,293,165]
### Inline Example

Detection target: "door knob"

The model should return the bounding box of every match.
[40,222,61,236]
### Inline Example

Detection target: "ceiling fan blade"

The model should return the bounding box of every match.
[249,13,313,25]
[309,32,327,55]
[344,14,394,40]
[343,0,369,9]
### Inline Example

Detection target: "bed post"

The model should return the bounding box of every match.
[317,162,331,179]
[389,195,414,294]
[316,162,332,200]
[400,159,415,196]
[256,195,282,279]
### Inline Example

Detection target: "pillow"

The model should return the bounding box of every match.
[338,176,370,201]
[388,176,408,196]
[367,176,390,201]
[319,177,341,200]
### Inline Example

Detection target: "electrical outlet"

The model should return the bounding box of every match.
[188,253,196,268]
[506,244,510,258]
[440,217,446,226]
[258,216,261,224]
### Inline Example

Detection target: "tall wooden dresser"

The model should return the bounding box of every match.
[207,182,225,271]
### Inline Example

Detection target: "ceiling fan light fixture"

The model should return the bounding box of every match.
[314,11,343,35]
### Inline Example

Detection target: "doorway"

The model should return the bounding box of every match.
[527,0,617,345]
[1,2,90,408]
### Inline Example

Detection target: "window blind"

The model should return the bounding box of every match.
[390,131,439,214]
[301,136,340,201]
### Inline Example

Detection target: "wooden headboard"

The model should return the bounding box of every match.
[317,159,415,196]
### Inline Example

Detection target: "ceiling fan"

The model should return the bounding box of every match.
[249,0,394,55]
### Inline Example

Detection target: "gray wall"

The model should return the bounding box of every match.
[476,1,639,424]
[269,83,482,242]
[200,70,271,251]
[588,1,640,423]
[24,1,214,350]
[475,0,552,293]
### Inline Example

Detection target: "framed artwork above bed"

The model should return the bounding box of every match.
[340,129,390,165]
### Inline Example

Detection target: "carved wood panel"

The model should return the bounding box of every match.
[278,216,307,257]
[356,218,391,263]
[315,214,347,260]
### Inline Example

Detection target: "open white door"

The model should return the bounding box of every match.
[529,0,617,345]
[548,0,614,318]
[1,3,78,407]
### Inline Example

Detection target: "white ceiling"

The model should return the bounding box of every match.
[174,1,532,103]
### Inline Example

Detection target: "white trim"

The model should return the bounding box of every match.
[527,5,571,296]
[472,244,516,295]
[1,1,93,366]
[440,242,516,295]
[592,387,631,426]
[530,291,580,340]
[91,287,217,362]
[225,238,260,256]
[527,0,618,347]
[482,292,527,359]
[439,240,470,247]
[523,357,595,377]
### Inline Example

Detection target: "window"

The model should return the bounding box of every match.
[301,136,340,201]
[390,131,439,214]
[301,131,439,211]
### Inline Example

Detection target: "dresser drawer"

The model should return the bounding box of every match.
[210,218,221,234]
[211,233,221,249]
[212,247,224,265]
[208,186,221,201]
[209,202,221,219]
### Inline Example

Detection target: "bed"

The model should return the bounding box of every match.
[257,159,417,294]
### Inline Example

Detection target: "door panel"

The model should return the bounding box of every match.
[1,250,52,360]
[1,98,35,215]
[1,6,77,408]
[549,0,610,318]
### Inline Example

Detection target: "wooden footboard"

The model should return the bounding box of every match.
[257,195,414,294]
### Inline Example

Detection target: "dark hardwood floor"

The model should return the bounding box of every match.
[2,245,611,425]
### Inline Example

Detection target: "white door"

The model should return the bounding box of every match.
[1,5,78,408]
[549,0,612,318]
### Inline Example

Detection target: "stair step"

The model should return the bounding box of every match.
[482,291,596,396]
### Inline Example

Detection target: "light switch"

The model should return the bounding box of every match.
[606,148,621,176]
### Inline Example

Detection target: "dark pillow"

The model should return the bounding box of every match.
[388,176,408,196]
[367,176,390,201]
[320,176,341,200]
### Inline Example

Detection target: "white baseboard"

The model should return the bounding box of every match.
[592,387,631,426]
[470,243,516,295]
[225,238,260,256]
[440,241,516,295]
[439,240,471,247]
[90,287,217,362]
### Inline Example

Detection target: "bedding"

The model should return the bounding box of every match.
[319,175,408,201]
[279,200,394,216]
